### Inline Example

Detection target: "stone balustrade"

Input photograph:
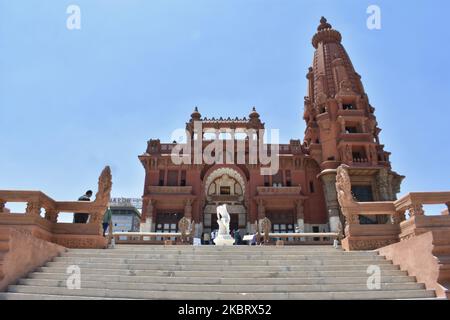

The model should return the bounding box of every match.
[256,186,302,195]
[147,186,193,195]
[336,165,450,252]
[0,166,112,248]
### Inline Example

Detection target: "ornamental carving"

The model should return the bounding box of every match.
[348,239,397,251]
[94,166,113,207]
[259,217,272,244]
[89,166,113,225]
[44,208,59,223]
[336,165,355,209]
[407,204,425,217]
[204,167,246,200]
[26,201,41,217]
[377,169,390,201]
[178,217,195,243]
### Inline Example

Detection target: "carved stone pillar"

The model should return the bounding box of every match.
[377,168,390,201]
[0,200,5,213]
[391,211,406,225]
[26,201,41,217]
[257,199,266,220]
[257,200,266,220]
[446,202,450,213]
[184,199,193,221]
[295,199,305,232]
[140,199,155,232]
[44,208,59,223]
[408,204,425,218]
[370,146,378,166]
[320,172,341,232]
[344,144,353,164]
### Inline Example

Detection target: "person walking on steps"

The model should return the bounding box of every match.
[102,207,112,237]
[73,190,93,223]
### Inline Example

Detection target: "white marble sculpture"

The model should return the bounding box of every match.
[213,204,235,246]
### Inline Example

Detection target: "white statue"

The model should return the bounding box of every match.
[216,204,230,235]
[213,204,235,246]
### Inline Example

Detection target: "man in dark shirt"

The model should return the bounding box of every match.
[73,190,93,223]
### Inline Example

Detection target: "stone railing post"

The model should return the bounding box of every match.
[407,204,425,218]
[44,207,59,223]
[0,200,5,213]
[391,210,406,224]
[25,201,41,217]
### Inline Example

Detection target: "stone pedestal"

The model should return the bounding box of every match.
[214,234,235,246]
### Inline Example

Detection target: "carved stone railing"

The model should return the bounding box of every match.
[394,192,450,241]
[112,217,195,245]
[336,165,403,250]
[209,195,241,203]
[147,186,193,195]
[256,186,302,196]
[336,164,450,251]
[0,166,112,248]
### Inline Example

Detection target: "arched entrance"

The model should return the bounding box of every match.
[202,167,247,234]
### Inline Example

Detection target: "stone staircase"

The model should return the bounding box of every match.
[0,245,436,300]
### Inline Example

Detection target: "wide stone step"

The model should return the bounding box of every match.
[6,285,435,300]
[58,253,382,261]
[36,267,408,278]
[0,292,124,300]
[24,273,417,285]
[43,262,398,272]
[114,245,342,250]
[67,248,367,255]
[16,278,425,293]
[52,257,388,266]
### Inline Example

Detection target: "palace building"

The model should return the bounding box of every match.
[138,17,404,237]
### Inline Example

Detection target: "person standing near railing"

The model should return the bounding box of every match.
[73,190,93,223]
[102,207,112,237]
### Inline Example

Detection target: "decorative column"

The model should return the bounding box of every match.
[140,199,155,232]
[0,200,5,213]
[407,204,425,218]
[344,144,353,164]
[295,199,305,232]
[257,199,266,231]
[184,199,193,221]
[320,172,342,232]
[377,168,391,201]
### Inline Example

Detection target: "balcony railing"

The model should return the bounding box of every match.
[257,186,302,196]
[338,132,373,143]
[147,186,193,195]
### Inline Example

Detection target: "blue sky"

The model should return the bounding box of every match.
[1,0,449,213]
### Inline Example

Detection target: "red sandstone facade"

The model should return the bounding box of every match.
[139,18,403,237]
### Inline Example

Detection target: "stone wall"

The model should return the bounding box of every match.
[0,227,66,291]
[378,231,450,299]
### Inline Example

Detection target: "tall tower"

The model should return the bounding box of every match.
[303,17,404,231]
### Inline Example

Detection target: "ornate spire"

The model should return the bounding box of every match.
[317,17,332,31]
[190,106,201,121]
[312,17,342,49]
[249,106,260,119]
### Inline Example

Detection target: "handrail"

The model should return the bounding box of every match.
[0,166,112,226]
